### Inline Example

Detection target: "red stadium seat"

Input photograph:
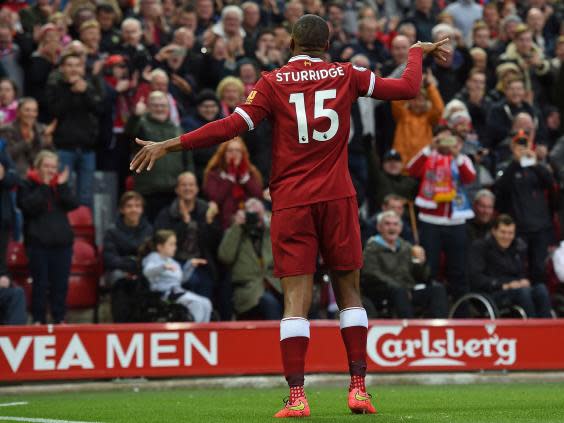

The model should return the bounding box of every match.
[7,240,28,270]
[66,274,99,309]
[68,206,96,245]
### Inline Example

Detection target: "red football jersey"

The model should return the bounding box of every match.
[234,54,377,211]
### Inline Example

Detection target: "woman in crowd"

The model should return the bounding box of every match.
[18,150,78,324]
[0,97,54,178]
[0,78,18,126]
[203,137,263,229]
[216,76,245,117]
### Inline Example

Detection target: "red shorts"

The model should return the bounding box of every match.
[270,196,363,278]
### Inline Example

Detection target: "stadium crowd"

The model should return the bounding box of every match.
[1,0,564,325]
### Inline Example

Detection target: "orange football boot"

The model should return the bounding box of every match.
[348,388,377,414]
[274,396,311,418]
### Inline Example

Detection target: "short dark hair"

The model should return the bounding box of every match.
[493,214,515,229]
[96,3,115,14]
[291,14,329,51]
[119,191,145,209]
[383,194,406,205]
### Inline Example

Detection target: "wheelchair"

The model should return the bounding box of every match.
[111,276,193,323]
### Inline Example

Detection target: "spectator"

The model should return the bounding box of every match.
[212,5,245,43]
[45,52,104,208]
[99,53,136,191]
[142,229,213,322]
[455,68,492,141]
[342,17,389,67]
[0,78,18,125]
[392,69,444,165]
[368,149,418,214]
[127,90,192,222]
[134,68,181,126]
[216,76,244,117]
[403,0,437,42]
[361,210,447,318]
[97,3,122,54]
[137,0,169,52]
[26,24,60,123]
[381,34,410,76]
[0,97,53,178]
[0,24,24,93]
[485,78,544,164]
[499,24,551,104]
[195,0,216,36]
[364,194,416,246]
[494,124,554,284]
[19,0,51,35]
[182,89,222,183]
[408,126,476,316]
[203,137,263,229]
[79,19,103,73]
[254,29,285,71]
[468,214,552,318]
[152,41,199,110]
[466,189,495,243]
[430,23,473,103]
[0,274,26,325]
[118,17,152,74]
[18,150,79,324]
[154,172,221,300]
[0,136,17,272]
[103,191,153,322]
[218,198,282,320]
[444,0,483,43]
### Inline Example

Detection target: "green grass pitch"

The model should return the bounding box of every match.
[1,382,563,422]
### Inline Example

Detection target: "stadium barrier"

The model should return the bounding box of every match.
[1,319,563,382]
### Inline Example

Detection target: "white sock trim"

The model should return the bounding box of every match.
[280,317,310,341]
[339,307,368,329]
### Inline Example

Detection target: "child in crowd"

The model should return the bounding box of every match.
[142,230,212,322]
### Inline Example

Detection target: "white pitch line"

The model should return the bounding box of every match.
[0,418,105,423]
[0,404,28,408]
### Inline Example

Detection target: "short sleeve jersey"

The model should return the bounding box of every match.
[234,54,377,211]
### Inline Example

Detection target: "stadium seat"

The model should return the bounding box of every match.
[68,206,96,245]
[7,240,28,270]
[66,274,99,309]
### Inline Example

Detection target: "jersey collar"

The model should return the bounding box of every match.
[288,55,323,63]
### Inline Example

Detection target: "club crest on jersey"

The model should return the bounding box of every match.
[304,61,312,67]
[246,90,257,104]
[353,65,367,72]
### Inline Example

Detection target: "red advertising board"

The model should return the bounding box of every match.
[1,319,563,382]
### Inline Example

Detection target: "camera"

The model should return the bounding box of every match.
[511,129,529,147]
[244,211,262,237]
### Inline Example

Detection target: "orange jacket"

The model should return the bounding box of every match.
[391,84,444,165]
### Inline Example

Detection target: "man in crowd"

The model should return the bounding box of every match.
[468,214,552,317]
[361,210,447,318]
[466,189,495,243]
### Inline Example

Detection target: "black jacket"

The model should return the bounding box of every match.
[468,235,527,293]
[0,142,19,230]
[45,73,104,150]
[103,215,153,274]
[18,177,79,247]
[154,198,222,279]
[494,161,553,233]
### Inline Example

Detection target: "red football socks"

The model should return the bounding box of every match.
[339,307,369,390]
[280,318,310,393]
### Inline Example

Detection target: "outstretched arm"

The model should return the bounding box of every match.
[130,111,249,173]
[373,39,451,100]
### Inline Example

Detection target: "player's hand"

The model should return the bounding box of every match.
[130,138,168,173]
[413,38,451,62]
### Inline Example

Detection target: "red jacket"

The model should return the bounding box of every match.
[408,146,476,225]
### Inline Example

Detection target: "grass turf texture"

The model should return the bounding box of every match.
[1,382,563,422]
